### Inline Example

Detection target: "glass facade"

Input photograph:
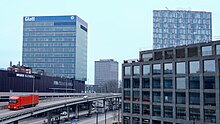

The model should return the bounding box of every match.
[176,78,186,89]
[189,77,200,89]
[133,66,140,75]
[143,65,150,75]
[202,46,212,56]
[189,61,200,73]
[153,10,212,49]
[204,60,215,72]
[164,77,172,89]
[176,92,185,104]
[176,62,185,74]
[164,63,173,74]
[153,64,161,74]
[22,16,88,80]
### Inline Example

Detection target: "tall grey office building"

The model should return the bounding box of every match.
[95,59,118,85]
[22,15,88,81]
[153,10,212,49]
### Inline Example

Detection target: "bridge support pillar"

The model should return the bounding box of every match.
[88,101,92,115]
[47,111,52,124]
[67,106,70,121]
[75,104,79,119]
[13,121,18,124]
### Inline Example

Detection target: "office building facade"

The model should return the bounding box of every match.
[95,59,118,86]
[153,10,212,49]
[22,15,88,81]
[122,40,220,124]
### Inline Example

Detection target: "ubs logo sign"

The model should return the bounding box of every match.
[70,16,74,20]
[24,16,35,21]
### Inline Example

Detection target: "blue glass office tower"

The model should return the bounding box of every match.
[22,15,87,81]
[153,10,212,49]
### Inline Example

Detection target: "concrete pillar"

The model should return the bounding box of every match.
[47,111,52,124]
[13,121,18,124]
[88,101,92,114]
[67,106,70,121]
[75,104,79,119]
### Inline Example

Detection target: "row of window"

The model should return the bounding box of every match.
[23,37,76,42]
[124,76,215,89]
[23,32,75,37]
[123,107,215,123]
[124,60,216,76]
[141,44,220,61]
[24,27,76,31]
[23,53,75,58]
[23,58,75,63]
[27,63,75,68]
[23,48,75,52]
[124,91,216,106]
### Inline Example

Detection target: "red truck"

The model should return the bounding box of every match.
[8,94,39,110]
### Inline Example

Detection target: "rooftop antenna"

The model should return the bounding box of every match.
[165,7,169,10]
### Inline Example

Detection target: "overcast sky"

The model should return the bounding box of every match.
[0,0,219,84]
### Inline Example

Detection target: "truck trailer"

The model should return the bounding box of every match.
[8,94,39,110]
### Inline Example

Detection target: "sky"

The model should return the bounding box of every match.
[0,0,219,84]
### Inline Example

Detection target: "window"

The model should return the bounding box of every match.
[143,65,150,75]
[142,118,150,124]
[190,93,200,105]
[176,107,186,119]
[133,66,140,75]
[204,93,216,106]
[152,120,161,124]
[204,76,215,89]
[164,77,172,89]
[153,78,160,88]
[176,48,185,58]
[132,104,140,114]
[142,78,150,88]
[189,77,200,89]
[204,60,215,73]
[133,91,140,101]
[142,53,153,61]
[202,46,212,56]
[164,92,172,103]
[154,51,163,60]
[124,103,130,113]
[153,64,161,74]
[176,92,185,104]
[142,91,150,102]
[216,44,220,55]
[164,63,173,74]
[133,117,140,124]
[176,62,185,74]
[188,47,198,57]
[133,78,140,88]
[124,79,130,88]
[124,66,131,75]
[142,104,150,115]
[204,109,216,123]
[124,91,130,101]
[153,105,161,116]
[189,61,200,74]
[153,92,161,103]
[123,116,130,124]
[189,108,200,121]
[176,78,186,89]
[165,50,173,59]
[164,106,173,118]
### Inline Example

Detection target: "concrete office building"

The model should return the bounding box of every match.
[153,10,212,49]
[22,15,88,81]
[95,59,118,86]
[122,40,220,124]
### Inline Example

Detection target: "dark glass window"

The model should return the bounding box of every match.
[153,92,161,103]
[132,104,140,114]
[176,107,186,119]
[154,51,163,60]
[142,91,150,102]
[124,79,130,88]
[123,116,130,124]
[132,117,140,124]
[142,78,150,88]
[189,93,200,105]
[164,63,173,74]
[204,93,216,106]
[189,61,200,74]
[189,77,200,89]
[204,109,216,123]
[204,60,215,73]
[153,78,160,88]
[164,106,173,118]
[176,62,185,74]
[143,65,150,75]
[124,103,130,113]
[153,105,161,116]
[133,66,140,75]
[202,46,212,56]
[153,64,161,75]
[176,92,186,104]
[133,78,140,88]
[216,44,220,55]
[133,91,140,102]
[204,76,215,89]
[164,122,172,124]
[165,50,173,59]
[124,66,131,76]
[164,77,172,89]
[80,25,87,32]
[142,53,153,61]
[176,48,185,58]
[189,108,200,121]
[142,104,150,115]
[176,78,186,89]
[188,47,198,57]
[124,91,130,101]
[142,118,150,124]
[164,92,172,103]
